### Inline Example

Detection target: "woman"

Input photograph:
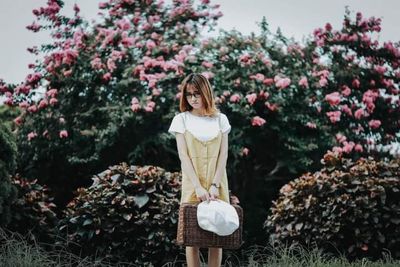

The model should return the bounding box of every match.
[168,73,231,267]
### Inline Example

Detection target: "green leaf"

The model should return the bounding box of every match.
[83,218,93,226]
[390,218,400,225]
[134,194,149,208]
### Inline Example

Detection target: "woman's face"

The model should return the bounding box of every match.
[185,85,204,110]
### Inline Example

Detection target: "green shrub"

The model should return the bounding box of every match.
[57,163,181,266]
[0,123,18,226]
[7,174,58,246]
[264,152,400,260]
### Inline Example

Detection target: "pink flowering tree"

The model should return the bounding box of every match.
[0,0,222,206]
[308,8,400,160]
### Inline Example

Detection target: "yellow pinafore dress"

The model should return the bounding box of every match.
[180,112,230,204]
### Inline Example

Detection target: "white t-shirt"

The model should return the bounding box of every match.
[168,111,231,142]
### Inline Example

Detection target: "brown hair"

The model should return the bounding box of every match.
[178,73,219,117]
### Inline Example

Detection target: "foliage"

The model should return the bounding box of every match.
[7,174,58,246]
[0,123,18,226]
[264,151,400,260]
[57,163,181,266]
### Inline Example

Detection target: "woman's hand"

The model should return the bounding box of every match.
[208,185,220,200]
[195,186,210,202]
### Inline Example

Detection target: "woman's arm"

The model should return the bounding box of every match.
[175,133,210,201]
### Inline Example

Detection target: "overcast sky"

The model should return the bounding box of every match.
[1,0,399,84]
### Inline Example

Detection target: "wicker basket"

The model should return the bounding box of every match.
[176,202,243,249]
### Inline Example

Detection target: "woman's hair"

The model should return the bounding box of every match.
[178,73,219,117]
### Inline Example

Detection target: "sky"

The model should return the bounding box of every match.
[0,0,399,85]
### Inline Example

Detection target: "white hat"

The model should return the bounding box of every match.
[197,200,239,236]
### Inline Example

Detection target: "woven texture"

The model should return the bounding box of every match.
[176,202,243,249]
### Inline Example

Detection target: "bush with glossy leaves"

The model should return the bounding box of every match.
[57,163,181,266]
[264,151,400,260]
[7,174,58,246]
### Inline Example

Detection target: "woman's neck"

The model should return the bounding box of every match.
[190,108,206,117]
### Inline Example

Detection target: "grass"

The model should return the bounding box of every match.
[0,228,126,267]
[1,228,399,267]
[163,244,399,267]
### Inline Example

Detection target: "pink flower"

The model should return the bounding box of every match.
[298,77,309,88]
[201,71,214,79]
[107,58,116,72]
[102,72,112,82]
[215,96,222,104]
[19,101,29,109]
[73,3,80,13]
[144,101,156,112]
[325,23,332,31]
[121,32,136,48]
[201,61,213,68]
[46,88,58,98]
[325,92,341,106]
[223,90,231,97]
[49,98,58,105]
[275,77,291,89]
[332,146,343,154]
[342,141,355,153]
[265,102,278,111]
[341,85,351,96]
[250,73,265,82]
[131,97,141,112]
[229,93,241,103]
[239,53,251,64]
[152,88,161,96]
[340,104,352,116]
[26,21,41,32]
[319,77,328,87]
[116,18,131,30]
[242,147,249,156]
[14,116,23,126]
[59,130,68,138]
[374,65,386,75]
[146,40,156,51]
[354,108,366,119]
[27,131,38,141]
[99,2,108,9]
[245,93,257,105]
[251,116,266,127]
[352,79,360,88]
[368,119,381,129]
[362,90,379,112]
[354,144,363,152]
[63,69,73,77]
[38,99,48,109]
[259,90,269,100]
[326,110,341,123]
[263,78,274,86]
[25,72,42,85]
[91,57,104,70]
[306,122,317,129]
[335,133,347,143]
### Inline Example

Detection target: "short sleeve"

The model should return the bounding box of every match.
[168,113,185,136]
[220,113,231,134]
